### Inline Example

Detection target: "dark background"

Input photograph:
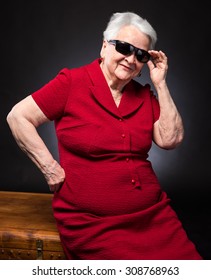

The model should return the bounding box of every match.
[1,0,210,259]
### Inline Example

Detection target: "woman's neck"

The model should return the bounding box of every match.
[100,61,127,92]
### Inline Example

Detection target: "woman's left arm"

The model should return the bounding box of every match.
[147,50,184,149]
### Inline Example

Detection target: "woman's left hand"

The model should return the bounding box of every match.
[147,50,168,87]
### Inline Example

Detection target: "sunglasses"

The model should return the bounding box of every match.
[108,40,151,63]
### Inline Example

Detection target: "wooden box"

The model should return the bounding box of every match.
[0,191,66,260]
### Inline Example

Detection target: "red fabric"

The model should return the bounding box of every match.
[32,59,202,259]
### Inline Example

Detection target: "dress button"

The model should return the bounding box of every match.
[119,118,123,122]
[126,158,129,162]
[131,179,136,184]
[121,134,126,138]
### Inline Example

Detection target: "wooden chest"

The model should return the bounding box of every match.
[0,191,66,260]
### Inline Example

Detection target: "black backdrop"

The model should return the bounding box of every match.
[1,0,210,259]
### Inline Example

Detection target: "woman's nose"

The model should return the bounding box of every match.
[125,52,136,63]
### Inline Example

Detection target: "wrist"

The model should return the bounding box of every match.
[154,80,169,94]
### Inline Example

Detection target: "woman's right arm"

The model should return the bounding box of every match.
[6,95,65,192]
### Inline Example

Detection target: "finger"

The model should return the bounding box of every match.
[49,184,61,192]
[49,186,55,192]
[49,185,56,192]
[149,50,167,61]
[147,59,156,70]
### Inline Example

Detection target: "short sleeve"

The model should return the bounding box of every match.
[31,68,71,120]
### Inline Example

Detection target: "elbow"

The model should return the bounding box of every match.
[154,118,185,150]
[6,109,14,126]
[6,109,14,128]
[160,130,184,150]
[162,139,183,150]
[6,105,20,130]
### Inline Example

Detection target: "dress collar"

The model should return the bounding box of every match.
[85,58,145,118]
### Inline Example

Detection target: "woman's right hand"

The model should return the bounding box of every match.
[44,159,66,192]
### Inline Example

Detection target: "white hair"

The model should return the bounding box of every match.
[103,12,157,49]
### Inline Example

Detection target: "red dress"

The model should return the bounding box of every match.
[32,58,202,259]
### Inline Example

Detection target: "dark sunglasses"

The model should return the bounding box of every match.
[108,39,151,63]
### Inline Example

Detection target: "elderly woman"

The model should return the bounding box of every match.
[7,12,202,259]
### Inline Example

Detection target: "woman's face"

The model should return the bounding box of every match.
[100,25,151,83]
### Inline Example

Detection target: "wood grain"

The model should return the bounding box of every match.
[0,191,66,259]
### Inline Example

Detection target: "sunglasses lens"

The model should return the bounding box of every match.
[136,49,150,63]
[116,42,132,56]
